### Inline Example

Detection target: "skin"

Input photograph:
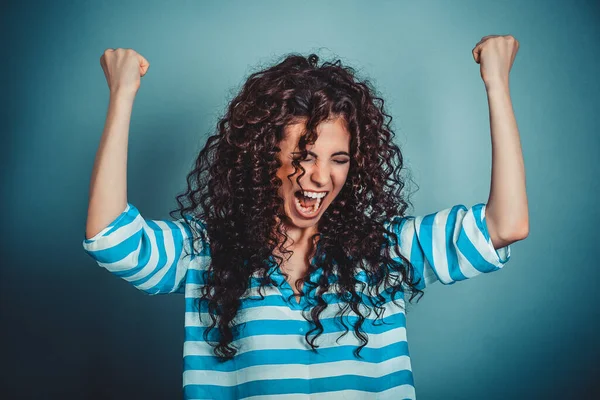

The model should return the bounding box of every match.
[273,116,351,299]
[85,48,150,239]
[471,35,529,244]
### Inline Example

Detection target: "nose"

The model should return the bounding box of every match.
[309,162,329,188]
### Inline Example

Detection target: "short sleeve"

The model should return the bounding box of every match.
[385,202,511,290]
[81,203,209,295]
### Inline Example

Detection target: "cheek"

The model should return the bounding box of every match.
[278,165,299,186]
[333,169,350,191]
[276,166,296,192]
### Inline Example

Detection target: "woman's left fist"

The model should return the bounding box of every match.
[472,35,520,88]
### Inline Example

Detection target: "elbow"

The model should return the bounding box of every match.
[503,219,529,241]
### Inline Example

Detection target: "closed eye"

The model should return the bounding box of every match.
[290,153,350,164]
[295,158,350,165]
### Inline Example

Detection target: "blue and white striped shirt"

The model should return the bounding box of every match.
[82,202,511,399]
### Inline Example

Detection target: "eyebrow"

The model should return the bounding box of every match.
[292,151,350,158]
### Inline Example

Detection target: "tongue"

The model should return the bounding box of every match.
[300,195,317,208]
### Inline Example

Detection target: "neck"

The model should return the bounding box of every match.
[272,217,319,262]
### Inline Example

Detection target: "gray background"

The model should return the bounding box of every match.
[2,0,598,398]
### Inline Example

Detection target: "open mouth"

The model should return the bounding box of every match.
[293,190,328,218]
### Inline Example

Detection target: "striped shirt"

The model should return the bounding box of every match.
[82,202,511,399]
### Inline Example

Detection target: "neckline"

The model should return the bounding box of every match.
[265,246,325,309]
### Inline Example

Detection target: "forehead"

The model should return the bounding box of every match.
[281,117,351,152]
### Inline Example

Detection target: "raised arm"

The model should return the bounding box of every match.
[85,48,150,239]
[82,49,207,295]
[472,35,529,246]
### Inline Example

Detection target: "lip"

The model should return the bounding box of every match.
[292,191,328,219]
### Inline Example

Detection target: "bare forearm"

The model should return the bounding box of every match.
[485,82,529,241]
[85,92,135,239]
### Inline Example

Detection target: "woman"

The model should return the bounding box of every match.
[83,36,528,399]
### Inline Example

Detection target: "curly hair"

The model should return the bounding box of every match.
[169,52,424,362]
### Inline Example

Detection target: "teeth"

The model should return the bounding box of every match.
[295,196,323,215]
[302,191,327,199]
[314,197,322,211]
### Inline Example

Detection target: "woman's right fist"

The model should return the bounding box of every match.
[100,48,150,97]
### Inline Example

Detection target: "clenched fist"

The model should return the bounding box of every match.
[472,35,519,89]
[100,48,150,97]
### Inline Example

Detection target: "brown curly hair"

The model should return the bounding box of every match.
[169,52,424,362]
